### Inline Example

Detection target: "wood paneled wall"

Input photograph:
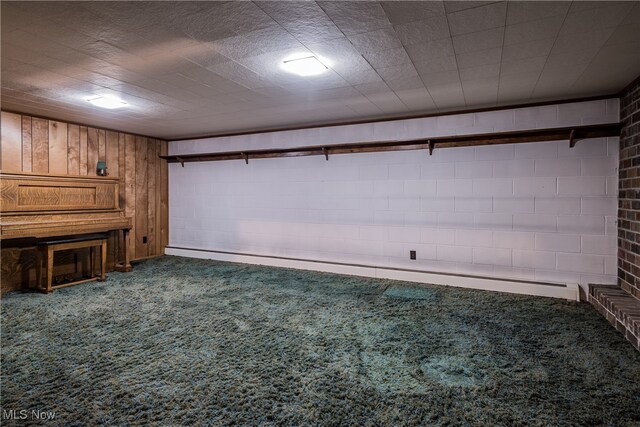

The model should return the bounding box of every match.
[0,111,168,293]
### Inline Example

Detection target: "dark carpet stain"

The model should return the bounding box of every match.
[1,255,639,426]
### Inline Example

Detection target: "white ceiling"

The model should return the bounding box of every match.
[2,1,639,139]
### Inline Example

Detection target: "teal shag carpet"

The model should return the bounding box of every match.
[2,256,639,426]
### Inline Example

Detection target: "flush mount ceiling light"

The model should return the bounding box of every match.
[282,55,328,76]
[86,95,128,109]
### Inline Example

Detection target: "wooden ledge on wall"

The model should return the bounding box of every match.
[161,123,622,166]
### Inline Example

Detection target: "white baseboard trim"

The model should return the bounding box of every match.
[165,246,580,301]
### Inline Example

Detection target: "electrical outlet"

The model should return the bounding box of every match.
[410,250,416,260]
[143,236,148,244]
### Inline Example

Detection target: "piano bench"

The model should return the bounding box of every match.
[35,234,109,294]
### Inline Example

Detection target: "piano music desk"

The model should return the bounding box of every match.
[1,172,134,291]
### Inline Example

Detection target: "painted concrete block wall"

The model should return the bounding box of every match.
[169,99,619,292]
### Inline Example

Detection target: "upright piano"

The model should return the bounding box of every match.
[0,172,133,286]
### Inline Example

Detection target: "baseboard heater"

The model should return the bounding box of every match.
[165,246,580,301]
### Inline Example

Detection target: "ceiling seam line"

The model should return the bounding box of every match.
[529,1,572,98]
[496,1,509,103]
[569,5,636,91]
[444,4,467,108]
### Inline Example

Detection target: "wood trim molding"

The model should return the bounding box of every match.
[0,171,120,182]
[161,122,622,165]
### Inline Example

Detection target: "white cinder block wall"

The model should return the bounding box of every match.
[169,99,619,293]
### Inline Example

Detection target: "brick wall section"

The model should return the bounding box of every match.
[619,80,640,300]
[589,285,640,351]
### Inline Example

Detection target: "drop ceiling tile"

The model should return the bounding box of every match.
[560,2,633,35]
[420,71,462,87]
[506,1,570,26]
[444,1,501,14]
[385,76,425,92]
[206,61,274,90]
[567,1,624,13]
[1,43,68,71]
[305,86,362,102]
[395,15,451,45]
[189,2,277,41]
[452,27,504,54]
[318,1,391,35]
[447,2,507,36]
[544,48,599,71]
[462,78,499,105]
[174,67,227,87]
[355,81,393,96]
[212,26,304,60]
[178,46,230,69]
[256,1,343,43]
[348,28,403,54]
[394,87,437,110]
[501,38,555,62]
[1,3,34,31]
[415,56,458,76]
[552,28,616,53]
[498,72,539,92]
[365,92,409,114]
[343,97,384,115]
[459,63,501,82]
[155,72,211,90]
[622,2,640,24]
[504,15,564,46]
[533,50,596,96]
[363,47,412,69]
[126,54,196,79]
[380,1,445,24]
[404,38,455,63]
[376,63,419,82]
[574,44,640,91]
[0,58,24,72]
[103,83,179,105]
[305,37,383,85]
[500,56,547,77]
[76,40,151,70]
[2,29,80,61]
[456,47,502,69]
[11,1,79,19]
[427,81,466,109]
[606,23,640,45]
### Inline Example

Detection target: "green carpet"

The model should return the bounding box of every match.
[1,256,639,426]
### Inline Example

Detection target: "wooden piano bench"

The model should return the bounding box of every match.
[35,234,109,294]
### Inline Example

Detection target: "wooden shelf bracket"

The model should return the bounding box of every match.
[569,129,577,148]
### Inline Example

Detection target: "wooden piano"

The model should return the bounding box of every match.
[1,172,133,290]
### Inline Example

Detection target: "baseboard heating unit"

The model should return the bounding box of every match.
[165,246,581,301]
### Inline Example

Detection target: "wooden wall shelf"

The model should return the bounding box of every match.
[161,123,622,166]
